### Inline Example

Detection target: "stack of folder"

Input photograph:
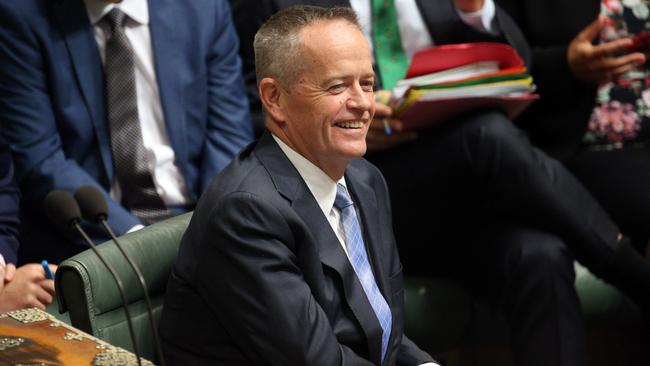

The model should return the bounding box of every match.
[390,42,538,131]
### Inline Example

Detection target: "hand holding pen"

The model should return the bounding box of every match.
[367,90,417,152]
[41,260,54,280]
[375,90,394,136]
[0,261,57,312]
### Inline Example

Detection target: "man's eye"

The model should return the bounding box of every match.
[328,84,346,92]
[361,82,374,92]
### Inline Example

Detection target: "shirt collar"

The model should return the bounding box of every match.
[83,0,149,26]
[272,134,346,217]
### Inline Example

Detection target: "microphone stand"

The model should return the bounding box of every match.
[99,219,166,366]
[72,221,143,366]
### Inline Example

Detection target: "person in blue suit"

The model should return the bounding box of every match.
[0,0,253,264]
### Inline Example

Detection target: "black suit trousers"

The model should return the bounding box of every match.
[367,109,650,366]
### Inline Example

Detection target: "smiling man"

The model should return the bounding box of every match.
[159,5,435,365]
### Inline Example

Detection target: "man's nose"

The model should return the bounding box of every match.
[346,84,373,111]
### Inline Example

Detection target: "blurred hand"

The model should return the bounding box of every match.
[568,18,646,83]
[366,102,417,152]
[4,263,16,282]
[0,263,57,312]
[453,0,484,12]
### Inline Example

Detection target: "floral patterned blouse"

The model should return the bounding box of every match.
[585,0,650,149]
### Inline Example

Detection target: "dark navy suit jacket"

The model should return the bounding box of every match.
[0,0,253,263]
[0,138,20,264]
[159,133,434,365]
[496,0,600,161]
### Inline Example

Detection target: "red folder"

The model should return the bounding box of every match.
[397,94,538,132]
[395,42,536,130]
[405,42,525,79]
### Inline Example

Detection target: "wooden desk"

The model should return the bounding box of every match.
[0,307,154,365]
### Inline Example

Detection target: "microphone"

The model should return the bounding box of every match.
[43,190,143,366]
[74,185,166,366]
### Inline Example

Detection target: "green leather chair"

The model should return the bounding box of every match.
[55,212,192,362]
[403,264,646,366]
[56,211,645,365]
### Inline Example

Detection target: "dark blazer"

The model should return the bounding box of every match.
[229,0,531,135]
[496,0,600,160]
[0,138,20,264]
[159,133,434,365]
[0,0,253,263]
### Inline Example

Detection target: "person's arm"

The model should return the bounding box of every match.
[201,1,254,192]
[0,141,20,264]
[400,334,439,365]
[366,102,417,153]
[568,18,645,83]
[0,4,140,236]
[228,0,274,136]
[198,192,375,365]
[0,262,57,312]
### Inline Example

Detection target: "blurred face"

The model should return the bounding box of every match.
[269,20,375,179]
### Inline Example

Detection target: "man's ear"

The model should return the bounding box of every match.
[259,78,287,124]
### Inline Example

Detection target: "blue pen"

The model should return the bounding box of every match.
[41,260,54,280]
[375,91,393,136]
[382,118,393,136]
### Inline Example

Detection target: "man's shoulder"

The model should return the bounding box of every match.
[153,0,231,20]
[0,0,48,20]
[200,141,276,201]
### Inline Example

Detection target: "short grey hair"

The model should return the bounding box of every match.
[253,5,361,88]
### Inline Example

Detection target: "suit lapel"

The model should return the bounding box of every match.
[346,164,394,363]
[255,134,383,365]
[414,0,457,42]
[54,0,113,179]
[148,0,186,165]
[346,166,391,306]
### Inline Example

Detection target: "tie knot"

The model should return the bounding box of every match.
[334,183,354,210]
[104,8,127,34]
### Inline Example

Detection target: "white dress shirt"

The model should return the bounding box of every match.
[349,0,498,59]
[83,0,191,207]
[272,135,350,255]
[273,135,440,366]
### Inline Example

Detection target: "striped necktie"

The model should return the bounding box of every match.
[334,183,392,362]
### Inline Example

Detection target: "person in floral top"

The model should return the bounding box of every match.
[498,0,650,257]
[587,0,650,147]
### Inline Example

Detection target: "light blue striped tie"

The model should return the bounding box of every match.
[334,183,392,362]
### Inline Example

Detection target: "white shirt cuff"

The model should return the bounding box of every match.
[127,224,145,233]
[420,363,441,366]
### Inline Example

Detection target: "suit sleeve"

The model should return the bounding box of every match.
[495,0,590,104]
[0,4,140,236]
[196,192,375,365]
[200,1,254,191]
[0,141,20,264]
[493,0,598,158]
